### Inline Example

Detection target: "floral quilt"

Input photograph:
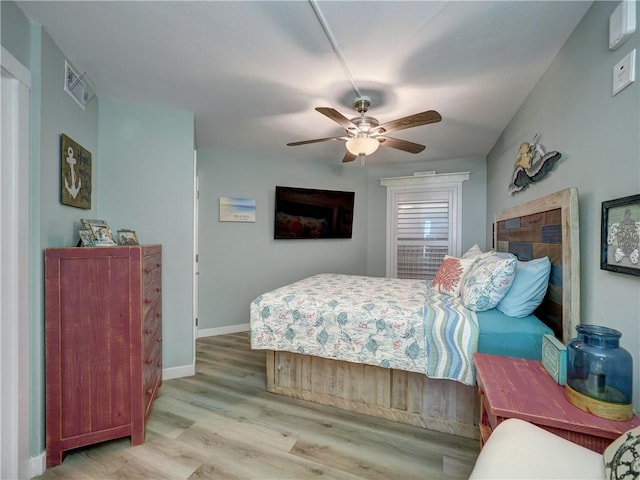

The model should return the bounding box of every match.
[250,273,479,385]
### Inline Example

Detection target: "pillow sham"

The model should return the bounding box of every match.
[461,254,517,311]
[496,257,551,317]
[432,256,475,297]
[603,425,640,480]
[461,244,483,259]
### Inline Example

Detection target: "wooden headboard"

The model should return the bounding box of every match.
[494,188,580,344]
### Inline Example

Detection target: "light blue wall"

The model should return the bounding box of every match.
[1,0,30,66]
[487,2,640,409]
[365,157,487,277]
[99,99,195,369]
[197,150,369,330]
[40,30,100,246]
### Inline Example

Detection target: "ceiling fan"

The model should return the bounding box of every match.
[287,96,442,163]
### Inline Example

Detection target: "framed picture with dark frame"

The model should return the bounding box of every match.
[601,194,640,276]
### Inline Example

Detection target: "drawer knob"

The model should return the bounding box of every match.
[146,388,153,395]
[145,328,152,335]
[144,299,151,305]
[157,337,162,343]
[146,359,153,365]
[277,364,284,371]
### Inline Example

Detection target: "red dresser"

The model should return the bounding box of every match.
[45,245,162,467]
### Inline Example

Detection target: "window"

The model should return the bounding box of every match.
[380,173,469,280]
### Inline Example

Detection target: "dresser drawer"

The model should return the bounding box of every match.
[143,279,161,313]
[142,253,162,285]
[143,307,162,353]
[143,340,162,415]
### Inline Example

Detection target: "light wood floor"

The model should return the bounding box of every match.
[37,332,480,479]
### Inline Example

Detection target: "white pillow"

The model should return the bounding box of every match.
[461,254,517,311]
[496,257,551,317]
[431,256,476,297]
[461,244,484,259]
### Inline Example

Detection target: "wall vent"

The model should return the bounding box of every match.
[64,60,93,110]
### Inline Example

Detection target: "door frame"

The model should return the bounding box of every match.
[1,46,32,479]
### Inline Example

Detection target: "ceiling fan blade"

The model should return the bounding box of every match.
[287,136,342,146]
[316,107,355,129]
[378,136,426,154]
[342,151,357,163]
[378,110,442,133]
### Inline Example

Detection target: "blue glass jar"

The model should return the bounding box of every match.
[566,325,633,420]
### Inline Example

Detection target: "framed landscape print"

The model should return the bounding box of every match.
[601,194,640,276]
[61,134,92,209]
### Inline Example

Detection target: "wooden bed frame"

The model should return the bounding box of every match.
[264,188,580,439]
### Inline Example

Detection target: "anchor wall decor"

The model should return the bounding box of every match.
[61,134,92,209]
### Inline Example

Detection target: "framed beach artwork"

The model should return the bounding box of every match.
[219,197,256,222]
[601,194,640,276]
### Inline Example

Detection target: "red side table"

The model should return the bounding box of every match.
[474,352,640,453]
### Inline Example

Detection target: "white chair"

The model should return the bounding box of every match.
[469,418,605,479]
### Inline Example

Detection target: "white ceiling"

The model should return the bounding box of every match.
[17,1,592,166]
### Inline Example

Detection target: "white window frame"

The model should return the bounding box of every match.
[380,172,469,278]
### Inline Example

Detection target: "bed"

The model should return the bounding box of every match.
[250,188,580,439]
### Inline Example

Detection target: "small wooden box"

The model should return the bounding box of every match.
[542,334,567,385]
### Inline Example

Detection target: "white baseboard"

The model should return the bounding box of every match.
[197,323,249,338]
[30,450,46,477]
[162,363,195,381]
[161,323,249,380]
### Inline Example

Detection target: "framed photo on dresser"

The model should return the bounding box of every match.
[117,229,139,245]
[80,218,117,246]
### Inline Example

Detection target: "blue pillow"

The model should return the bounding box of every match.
[496,257,551,318]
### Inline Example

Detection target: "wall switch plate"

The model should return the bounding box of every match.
[610,0,636,50]
[613,49,636,96]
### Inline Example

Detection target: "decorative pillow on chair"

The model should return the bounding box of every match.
[604,425,640,480]
[497,257,551,317]
[432,256,475,297]
[461,254,517,311]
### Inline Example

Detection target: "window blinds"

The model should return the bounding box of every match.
[395,198,450,280]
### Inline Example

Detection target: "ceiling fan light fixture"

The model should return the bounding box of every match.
[346,135,379,156]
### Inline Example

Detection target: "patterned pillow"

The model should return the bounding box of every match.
[432,256,476,297]
[604,425,640,480]
[461,254,517,311]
